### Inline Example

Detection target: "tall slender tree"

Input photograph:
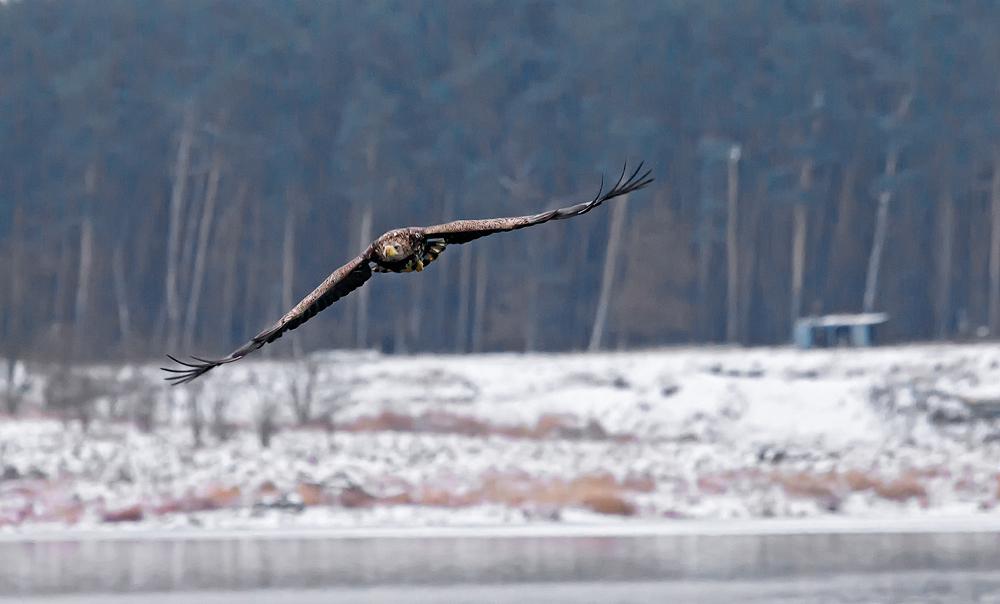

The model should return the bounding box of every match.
[864,93,913,314]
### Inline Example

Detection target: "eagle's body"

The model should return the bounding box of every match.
[370,229,447,273]
[164,163,652,385]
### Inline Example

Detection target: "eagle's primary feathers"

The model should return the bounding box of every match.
[163,162,652,384]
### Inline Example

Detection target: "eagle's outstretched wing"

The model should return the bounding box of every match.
[419,162,653,245]
[163,253,373,385]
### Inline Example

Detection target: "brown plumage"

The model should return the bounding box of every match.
[163,162,652,385]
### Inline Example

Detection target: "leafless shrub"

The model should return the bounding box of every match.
[312,367,353,435]
[2,359,26,417]
[134,393,158,433]
[45,366,117,431]
[290,356,319,426]
[189,383,205,448]
[211,394,236,442]
[243,373,279,448]
[105,370,160,430]
[313,408,337,432]
[257,398,277,448]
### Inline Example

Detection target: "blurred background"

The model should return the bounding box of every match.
[4,1,1000,600]
[3,0,1000,365]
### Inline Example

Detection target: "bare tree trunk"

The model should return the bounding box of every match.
[523,229,543,352]
[219,183,248,350]
[455,242,472,352]
[74,216,93,356]
[789,155,813,328]
[937,187,954,340]
[242,200,263,343]
[112,244,131,352]
[53,203,75,329]
[355,205,372,348]
[726,145,741,343]
[989,146,1000,335]
[0,265,5,348]
[166,103,196,352]
[428,193,455,351]
[697,231,713,341]
[0,282,6,362]
[471,247,488,352]
[827,158,858,295]
[524,277,539,352]
[739,186,763,344]
[179,164,207,303]
[394,311,408,354]
[183,149,222,350]
[790,202,807,325]
[281,201,302,358]
[3,357,20,416]
[3,203,25,415]
[407,274,425,348]
[863,94,910,314]
[863,175,895,313]
[589,194,628,351]
[7,203,25,351]
[282,206,295,313]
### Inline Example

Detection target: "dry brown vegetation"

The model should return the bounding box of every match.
[685,466,938,513]
[0,463,970,527]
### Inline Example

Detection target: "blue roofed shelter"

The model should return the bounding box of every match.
[793,313,889,349]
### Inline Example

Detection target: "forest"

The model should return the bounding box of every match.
[2,0,1000,366]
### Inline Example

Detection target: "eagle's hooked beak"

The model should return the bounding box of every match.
[384,244,399,258]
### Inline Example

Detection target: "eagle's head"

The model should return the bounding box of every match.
[375,230,415,262]
[382,242,402,258]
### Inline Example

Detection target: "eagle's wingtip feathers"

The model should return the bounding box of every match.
[596,160,654,203]
[162,354,222,386]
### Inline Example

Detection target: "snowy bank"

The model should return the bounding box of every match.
[2,343,1000,531]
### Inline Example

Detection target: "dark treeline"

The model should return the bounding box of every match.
[2,0,1000,364]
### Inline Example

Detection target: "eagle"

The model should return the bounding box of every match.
[163,162,652,385]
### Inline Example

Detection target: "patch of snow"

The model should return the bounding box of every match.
[4,343,1000,532]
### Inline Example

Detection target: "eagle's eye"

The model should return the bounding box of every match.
[383,244,399,257]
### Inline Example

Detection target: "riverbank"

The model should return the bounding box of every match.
[3,343,1000,530]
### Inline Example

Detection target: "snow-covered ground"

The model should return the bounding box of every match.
[3,343,1000,534]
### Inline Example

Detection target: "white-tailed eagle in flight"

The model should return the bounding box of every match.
[163,162,652,384]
